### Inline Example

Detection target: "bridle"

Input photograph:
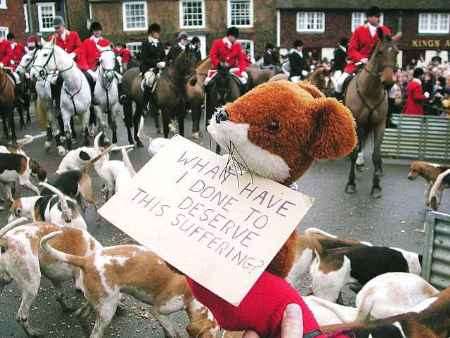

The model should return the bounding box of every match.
[354,43,397,116]
[98,49,116,90]
[32,45,74,81]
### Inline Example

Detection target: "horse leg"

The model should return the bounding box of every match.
[177,104,186,137]
[371,123,386,198]
[133,107,143,147]
[161,108,170,139]
[191,103,201,140]
[1,112,8,140]
[70,117,77,139]
[9,108,16,143]
[82,110,91,147]
[345,127,365,194]
[152,109,161,134]
[61,112,72,151]
[123,98,134,145]
[17,104,25,130]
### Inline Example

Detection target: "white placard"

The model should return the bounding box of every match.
[99,136,313,305]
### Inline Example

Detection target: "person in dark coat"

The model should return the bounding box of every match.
[288,39,308,82]
[262,43,278,68]
[190,36,202,63]
[333,37,348,73]
[166,31,189,64]
[140,23,166,111]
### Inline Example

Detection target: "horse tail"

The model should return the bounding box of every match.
[35,97,48,129]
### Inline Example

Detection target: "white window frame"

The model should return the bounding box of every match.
[24,4,29,33]
[126,42,142,57]
[89,3,93,20]
[37,2,56,33]
[0,0,6,10]
[0,27,8,39]
[296,12,325,33]
[351,12,384,32]
[227,0,254,28]
[179,0,205,29]
[418,13,450,34]
[238,39,254,62]
[122,1,148,32]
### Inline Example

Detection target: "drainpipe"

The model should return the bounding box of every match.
[26,0,34,33]
[276,9,280,47]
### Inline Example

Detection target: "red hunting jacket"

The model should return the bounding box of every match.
[402,79,427,116]
[0,39,11,66]
[49,30,82,54]
[2,42,25,70]
[114,47,132,64]
[210,37,250,76]
[344,24,391,74]
[81,37,111,70]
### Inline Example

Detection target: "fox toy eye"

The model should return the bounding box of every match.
[267,120,280,133]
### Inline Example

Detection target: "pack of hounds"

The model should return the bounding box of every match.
[0,131,450,338]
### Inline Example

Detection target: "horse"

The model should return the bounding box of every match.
[93,46,120,144]
[344,29,400,198]
[186,57,210,139]
[205,64,243,153]
[153,46,198,138]
[122,47,198,143]
[31,40,92,152]
[0,67,16,142]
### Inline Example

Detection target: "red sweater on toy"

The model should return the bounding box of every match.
[187,271,324,338]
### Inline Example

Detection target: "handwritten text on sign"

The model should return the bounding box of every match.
[99,136,313,305]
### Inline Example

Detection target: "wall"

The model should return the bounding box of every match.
[0,0,26,41]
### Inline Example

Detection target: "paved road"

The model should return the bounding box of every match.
[0,110,444,337]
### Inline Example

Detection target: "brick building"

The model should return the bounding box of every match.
[85,0,277,60]
[0,0,26,41]
[277,0,450,67]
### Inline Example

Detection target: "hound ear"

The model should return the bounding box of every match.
[308,98,357,160]
[377,27,385,40]
[79,151,91,161]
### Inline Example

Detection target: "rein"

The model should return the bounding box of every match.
[354,62,390,117]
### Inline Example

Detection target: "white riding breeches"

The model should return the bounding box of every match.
[335,72,351,93]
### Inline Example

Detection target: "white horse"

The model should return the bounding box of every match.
[93,46,121,144]
[31,40,91,152]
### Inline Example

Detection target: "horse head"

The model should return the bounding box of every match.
[98,47,116,86]
[370,28,401,87]
[173,44,198,81]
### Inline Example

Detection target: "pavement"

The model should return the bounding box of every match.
[0,108,446,337]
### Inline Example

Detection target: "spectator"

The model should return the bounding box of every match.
[402,67,429,116]
[190,36,202,63]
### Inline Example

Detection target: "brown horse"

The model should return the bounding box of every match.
[123,47,198,142]
[0,68,17,142]
[345,29,400,198]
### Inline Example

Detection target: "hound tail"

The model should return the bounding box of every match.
[121,147,136,176]
[0,217,29,238]
[39,182,78,221]
[83,144,114,173]
[304,227,337,239]
[40,231,87,269]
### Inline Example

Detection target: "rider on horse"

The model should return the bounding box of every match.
[166,31,190,64]
[206,26,250,87]
[140,23,166,112]
[48,16,83,115]
[0,33,25,72]
[335,6,391,97]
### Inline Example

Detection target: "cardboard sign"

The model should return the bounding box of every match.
[99,136,313,305]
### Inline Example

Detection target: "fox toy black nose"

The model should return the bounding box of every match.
[215,109,228,124]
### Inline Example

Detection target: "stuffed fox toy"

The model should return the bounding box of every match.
[185,80,357,338]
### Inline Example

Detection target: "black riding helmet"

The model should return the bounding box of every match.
[148,23,161,34]
[226,27,239,38]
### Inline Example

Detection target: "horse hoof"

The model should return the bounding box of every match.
[345,184,356,194]
[371,187,382,199]
[157,128,162,135]
[44,141,51,150]
[135,139,144,148]
[192,132,200,140]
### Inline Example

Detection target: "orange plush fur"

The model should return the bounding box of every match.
[222,80,357,277]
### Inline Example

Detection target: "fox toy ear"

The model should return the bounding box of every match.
[308,97,357,160]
